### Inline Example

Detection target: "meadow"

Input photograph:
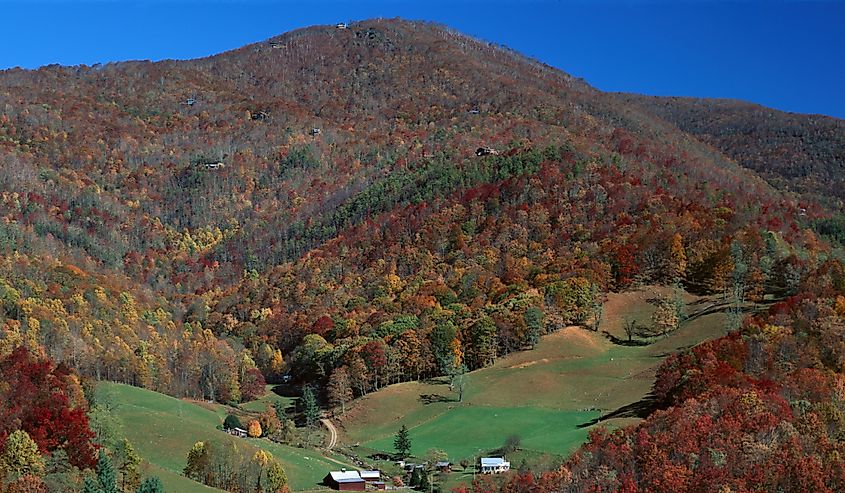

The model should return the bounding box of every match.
[96,382,353,492]
[340,287,727,465]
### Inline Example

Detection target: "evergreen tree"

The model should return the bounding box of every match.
[82,476,102,493]
[136,477,164,493]
[409,467,421,488]
[273,400,286,423]
[523,307,544,348]
[96,449,119,493]
[301,385,320,428]
[418,470,431,492]
[394,425,412,459]
[223,414,243,431]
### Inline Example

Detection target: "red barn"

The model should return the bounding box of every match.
[324,470,366,491]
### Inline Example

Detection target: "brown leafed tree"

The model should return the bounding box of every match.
[326,366,353,414]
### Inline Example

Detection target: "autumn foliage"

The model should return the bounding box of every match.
[0,347,97,469]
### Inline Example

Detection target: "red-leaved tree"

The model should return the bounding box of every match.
[0,347,97,469]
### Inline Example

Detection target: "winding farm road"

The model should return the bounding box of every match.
[321,418,338,450]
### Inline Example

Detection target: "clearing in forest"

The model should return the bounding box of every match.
[339,287,727,462]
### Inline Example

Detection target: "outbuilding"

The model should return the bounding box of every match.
[324,470,366,491]
[360,471,381,483]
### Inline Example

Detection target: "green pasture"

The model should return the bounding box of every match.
[97,382,353,491]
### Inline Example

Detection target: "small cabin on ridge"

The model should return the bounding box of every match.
[203,161,225,170]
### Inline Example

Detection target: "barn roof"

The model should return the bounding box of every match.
[329,471,365,483]
[360,471,380,479]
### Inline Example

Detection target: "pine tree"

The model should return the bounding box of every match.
[273,400,286,423]
[394,425,412,459]
[301,385,320,428]
[418,470,431,492]
[96,449,119,493]
[523,307,543,348]
[82,476,102,493]
[136,476,164,493]
[409,467,421,488]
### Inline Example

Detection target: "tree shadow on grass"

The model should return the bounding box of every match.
[601,331,652,347]
[419,393,455,404]
[577,393,658,428]
[271,383,299,398]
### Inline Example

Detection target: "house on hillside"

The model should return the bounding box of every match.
[324,470,366,491]
[479,458,510,474]
[476,147,499,157]
[311,127,322,136]
[203,161,225,170]
[435,461,451,473]
[336,22,348,29]
[229,427,247,438]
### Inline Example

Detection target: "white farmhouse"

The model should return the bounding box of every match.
[480,457,510,474]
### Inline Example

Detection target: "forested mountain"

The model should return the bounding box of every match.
[621,94,845,205]
[1,18,844,491]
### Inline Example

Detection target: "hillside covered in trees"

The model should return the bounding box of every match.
[1,17,844,491]
[621,94,845,206]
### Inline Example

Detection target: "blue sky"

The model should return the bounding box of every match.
[2,1,844,118]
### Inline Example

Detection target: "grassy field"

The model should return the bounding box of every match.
[239,384,297,413]
[97,382,354,492]
[365,406,598,460]
[339,287,727,467]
